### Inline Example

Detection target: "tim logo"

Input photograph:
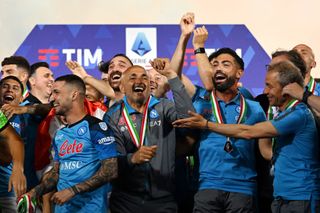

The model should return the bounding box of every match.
[37,48,102,68]
[131,32,151,56]
[38,49,59,67]
[126,28,157,67]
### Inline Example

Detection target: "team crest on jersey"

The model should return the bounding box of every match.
[55,133,64,140]
[149,109,159,119]
[77,126,87,136]
[235,106,241,113]
[99,122,108,131]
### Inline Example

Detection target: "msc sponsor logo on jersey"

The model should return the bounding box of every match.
[97,136,115,145]
[126,28,157,67]
[60,161,83,170]
[99,122,108,131]
[77,126,87,136]
[59,140,83,157]
[149,109,159,119]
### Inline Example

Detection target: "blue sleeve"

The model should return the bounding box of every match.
[90,121,118,160]
[271,108,305,135]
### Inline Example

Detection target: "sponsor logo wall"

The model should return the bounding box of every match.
[15,25,270,96]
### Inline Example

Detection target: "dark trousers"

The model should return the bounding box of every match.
[193,189,256,213]
[271,198,320,213]
[110,190,177,213]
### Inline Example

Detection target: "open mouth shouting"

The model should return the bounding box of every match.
[214,72,228,84]
[2,94,15,104]
[110,71,122,83]
[132,83,146,94]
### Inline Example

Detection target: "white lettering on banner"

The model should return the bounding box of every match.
[62,49,76,61]
[61,161,82,170]
[62,49,102,66]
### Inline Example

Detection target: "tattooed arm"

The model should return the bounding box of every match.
[27,162,59,198]
[51,157,118,205]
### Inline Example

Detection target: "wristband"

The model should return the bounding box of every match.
[302,89,312,104]
[194,48,205,55]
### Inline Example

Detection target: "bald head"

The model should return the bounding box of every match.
[120,65,150,106]
[292,44,316,73]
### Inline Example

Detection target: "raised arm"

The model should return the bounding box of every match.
[66,61,115,100]
[193,26,214,91]
[170,12,196,97]
[151,58,195,120]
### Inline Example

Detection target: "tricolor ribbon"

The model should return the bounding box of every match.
[122,96,151,148]
[307,77,316,94]
[210,91,247,125]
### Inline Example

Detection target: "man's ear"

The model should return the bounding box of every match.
[28,76,35,87]
[20,70,29,85]
[236,69,244,79]
[72,90,78,101]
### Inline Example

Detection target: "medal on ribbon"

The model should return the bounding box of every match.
[210,92,247,153]
[122,96,151,148]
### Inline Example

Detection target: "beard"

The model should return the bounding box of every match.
[213,75,237,92]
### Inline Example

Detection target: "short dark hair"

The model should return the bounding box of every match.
[0,76,24,95]
[99,53,133,73]
[208,48,244,70]
[267,61,304,88]
[98,60,109,73]
[1,56,31,76]
[55,74,86,95]
[30,62,50,76]
[271,50,307,78]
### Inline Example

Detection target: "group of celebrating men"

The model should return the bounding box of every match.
[0,12,320,213]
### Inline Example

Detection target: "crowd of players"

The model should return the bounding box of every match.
[0,12,320,213]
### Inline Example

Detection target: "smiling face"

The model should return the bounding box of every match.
[120,66,150,106]
[51,81,73,116]
[211,53,243,92]
[29,66,54,99]
[148,68,169,98]
[0,78,23,106]
[108,56,132,91]
[1,64,28,86]
[264,71,286,107]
